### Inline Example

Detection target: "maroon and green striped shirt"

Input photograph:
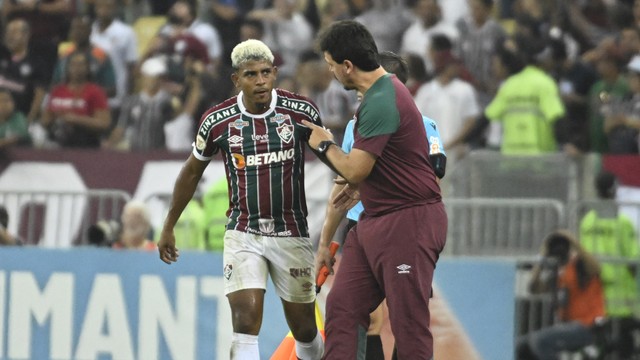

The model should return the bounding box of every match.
[193,89,322,237]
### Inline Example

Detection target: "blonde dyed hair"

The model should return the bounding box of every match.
[231,39,275,69]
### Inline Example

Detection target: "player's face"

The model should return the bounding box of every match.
[323,52,354,91]
[232,60,277,113]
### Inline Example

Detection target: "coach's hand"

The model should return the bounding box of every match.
[301,120,333,149]
[333,180,360,211]
[158,228,180,264]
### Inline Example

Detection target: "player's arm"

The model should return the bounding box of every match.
[316,178,349,277]
[159,154,209,264]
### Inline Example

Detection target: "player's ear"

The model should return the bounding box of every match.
[231,72,240,88]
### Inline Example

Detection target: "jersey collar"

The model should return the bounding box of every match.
[237,89,277,118]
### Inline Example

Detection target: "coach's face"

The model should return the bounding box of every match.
[232,59,277,114]
[324,52,355,91]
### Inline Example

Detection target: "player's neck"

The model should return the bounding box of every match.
[358,67,388,97]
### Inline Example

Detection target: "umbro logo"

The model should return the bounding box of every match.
[397,264,411,274]
[228,135,243,147]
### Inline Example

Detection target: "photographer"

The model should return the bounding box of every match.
[517,230,606,360]
[0,205,21,246]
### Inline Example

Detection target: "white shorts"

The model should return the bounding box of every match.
[222,230,316,303]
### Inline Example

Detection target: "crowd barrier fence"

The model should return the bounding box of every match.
[0,189,131,247]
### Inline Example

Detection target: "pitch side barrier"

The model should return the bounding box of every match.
[446,150,581,203]
[0,189,131,247]
[443,198,566,256]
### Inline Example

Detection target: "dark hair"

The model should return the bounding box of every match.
[241,18,265,37]
[318,20,379,71]
[478,0,493,8]
[546,232,570,254]
[0,205,8,228]
[378,51,409,84]
[65,51,93,83]
[406,53,429,82]
[431,34,453,52]
[496,42,525,75]
[549,39,567,62]
[298,49,322,64]
[596,170,617,199]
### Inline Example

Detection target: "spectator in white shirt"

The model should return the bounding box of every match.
[91,0,139,112]
[414,34,480,165]
[400,0,459,74]
[160,0,224,72]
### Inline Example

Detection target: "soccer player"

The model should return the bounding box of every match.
[305,20,447,359]
[158,39,324,360]
[317,50,446,359]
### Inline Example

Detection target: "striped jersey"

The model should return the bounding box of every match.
[193,88,322,237]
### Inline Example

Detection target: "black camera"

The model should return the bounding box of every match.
[87,220,121,247]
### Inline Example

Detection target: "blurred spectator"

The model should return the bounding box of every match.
[171,198,208,250]
[318,0,352,31]
[540,38,598,154]
[634,0,640,28]
[112,200,156,250]
[404,53,429,96]
[103,56,174,151]
[0,18,48,123]
[247,0,314,78]
[414,34,479,164]
[517,230,606,360]
[201,177,228,252]
[400,0,458,74]
[159,0,223,72]
[41,51,111,148]
[52,16,117,100]
[1,0,73,73]
[0,205,21,246]
[91,0,139,112]
[583,26,640,68]
[141,27,232,150]
[354,0,412,54]
[147,0,178,15]
[0,88,29,148]
[209,0,245,66]
[482,42,566,155]
[238,18,284,69]
[599,55,640,154]
[456,0,505,106]
[580,170,640,357]
[588,48,630,153]
[295,50,357,143]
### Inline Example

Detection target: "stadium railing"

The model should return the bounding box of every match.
[443,198,566,256]
[446,150,584,204]
[0,189,131,247]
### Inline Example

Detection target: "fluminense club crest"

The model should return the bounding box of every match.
[276,124,294,143]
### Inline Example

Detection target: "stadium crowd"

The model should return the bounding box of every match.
[0,0,639,158]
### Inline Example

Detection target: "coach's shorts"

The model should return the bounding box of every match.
[223,230,316,303]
